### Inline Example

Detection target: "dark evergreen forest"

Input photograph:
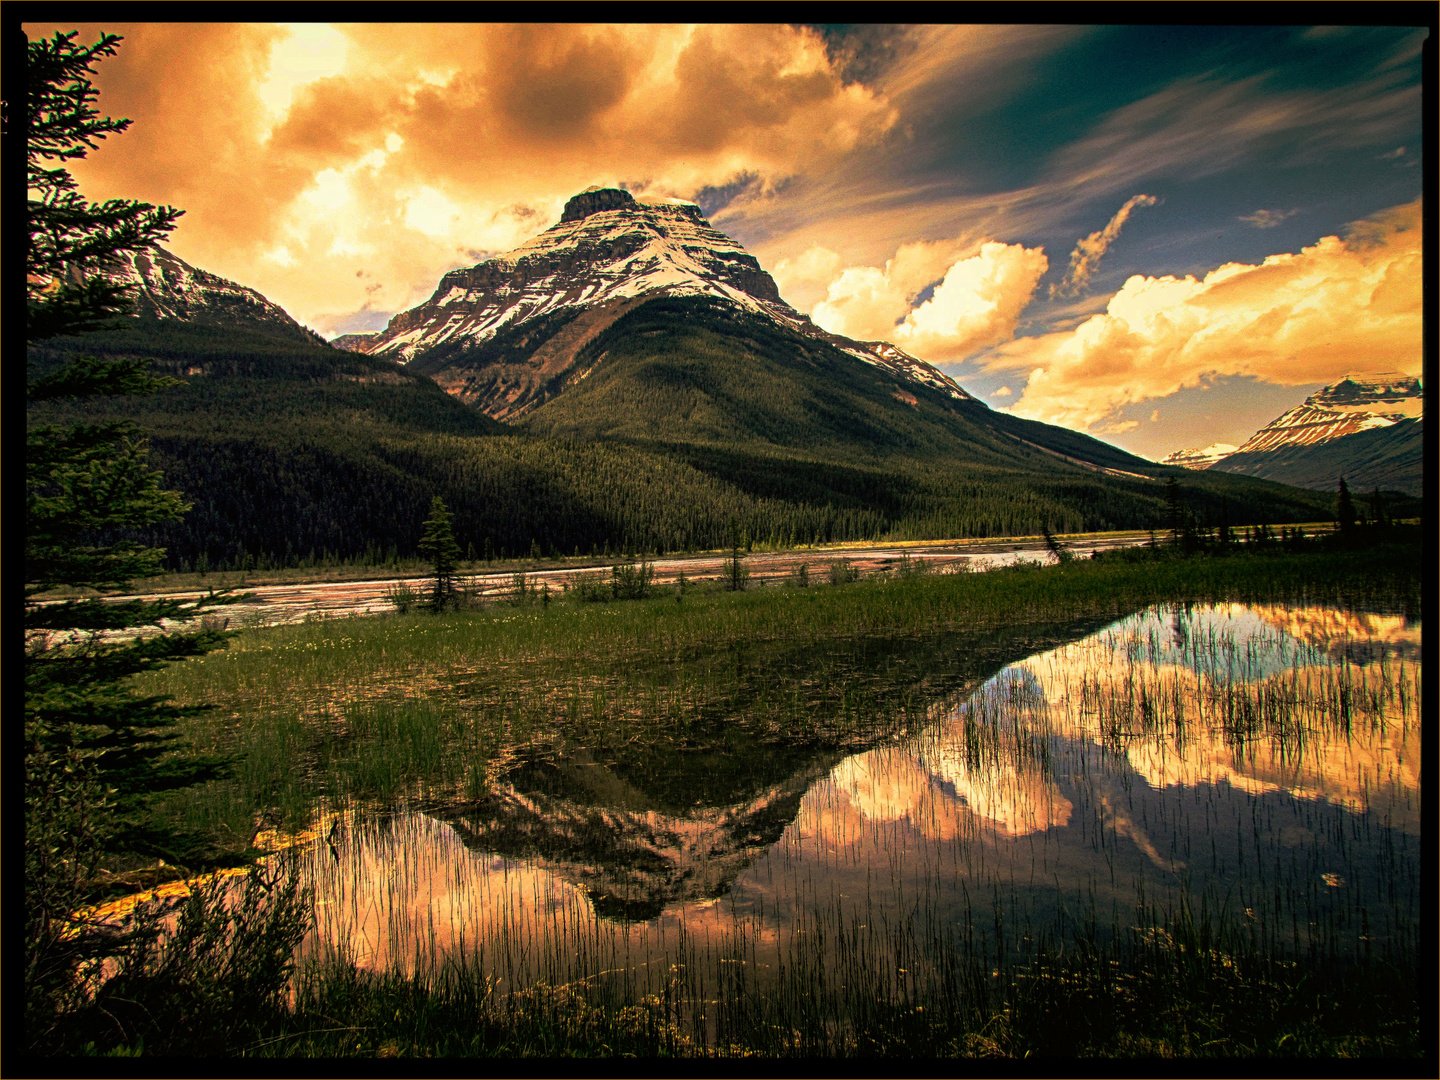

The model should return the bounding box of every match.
[27,312,1334,572]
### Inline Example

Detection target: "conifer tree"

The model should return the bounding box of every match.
[417,496,462,611]
[1335,477,1357,535]
[1042,525,1072,564]
[26,31,182,340]
[1217,497,1233,547]
[1164,475,1183,545]
[723,517,749,591]
[24,29,238,1049]
[1368,487,1389,530]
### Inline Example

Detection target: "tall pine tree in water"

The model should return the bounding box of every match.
[23,30,244,1049]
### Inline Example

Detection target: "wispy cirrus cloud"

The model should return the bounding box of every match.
[1051,194,1158,297]
[1239,208,1298,229]
[1039,69,1423,200]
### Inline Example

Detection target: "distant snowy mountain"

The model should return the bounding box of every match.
[1160,443,1238,470]
[351,186,973,420]
[1208,373,1423,494]
[1213,418,1422,497]
[1227,373,1422,456]
[100,246,325,346]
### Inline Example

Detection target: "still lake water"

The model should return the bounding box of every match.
[296,602,1421,994]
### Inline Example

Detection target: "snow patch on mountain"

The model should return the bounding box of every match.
[1160,443,1239,470]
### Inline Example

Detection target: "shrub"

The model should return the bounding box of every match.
[568,571,610,604]
[40,863,312,1056]
[385,581,419,614]
[895,553,931,578]
[611,561,654,601]
[508,571,531,606]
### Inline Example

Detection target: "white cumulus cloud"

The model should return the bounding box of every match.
[803,238,1048,361]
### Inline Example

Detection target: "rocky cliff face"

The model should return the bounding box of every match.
[354,187,973,420]
[101,246,324,346]
[331,331,379,352]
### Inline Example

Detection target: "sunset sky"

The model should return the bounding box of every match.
[24,22,1428,459]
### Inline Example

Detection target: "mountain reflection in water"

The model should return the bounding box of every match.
[303,603,1421,979]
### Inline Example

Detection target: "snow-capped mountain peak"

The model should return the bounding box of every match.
[346,188,973,418]
[1229,372,1422,456]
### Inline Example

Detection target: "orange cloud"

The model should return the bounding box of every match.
[24,22,897,335]
[1051,193,1158,297]
[987,199,1423,431]
[893,242,1049,360]
[805,239,965,341]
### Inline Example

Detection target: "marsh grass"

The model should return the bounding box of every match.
[272,840,1419,1057]
[268,596,1420,1056]
[138,546,1415,705]
[137,547,1421,854]
[116,543,1420,1056]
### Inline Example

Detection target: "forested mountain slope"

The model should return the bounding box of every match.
[27,220,1335,572]
[27,315,1330,571]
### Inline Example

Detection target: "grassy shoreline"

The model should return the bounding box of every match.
[107,535,1420,874]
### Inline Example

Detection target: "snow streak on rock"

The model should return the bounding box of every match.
[102,247,322,345]
[1160,444,1240,470]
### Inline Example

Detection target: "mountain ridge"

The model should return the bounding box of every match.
[1212,417,1423,496]
[97,246,327,347]
[27,208,1340,572]
[1190,373,1424,494]
[1227,373,1422,456]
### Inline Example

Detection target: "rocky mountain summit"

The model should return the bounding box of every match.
[329,331,379,352]
[1227,373,1422,456]
[1204,373,1423,494]
[339,187,973,420]
[99,246,325,346]
[1163,373,1421,471]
